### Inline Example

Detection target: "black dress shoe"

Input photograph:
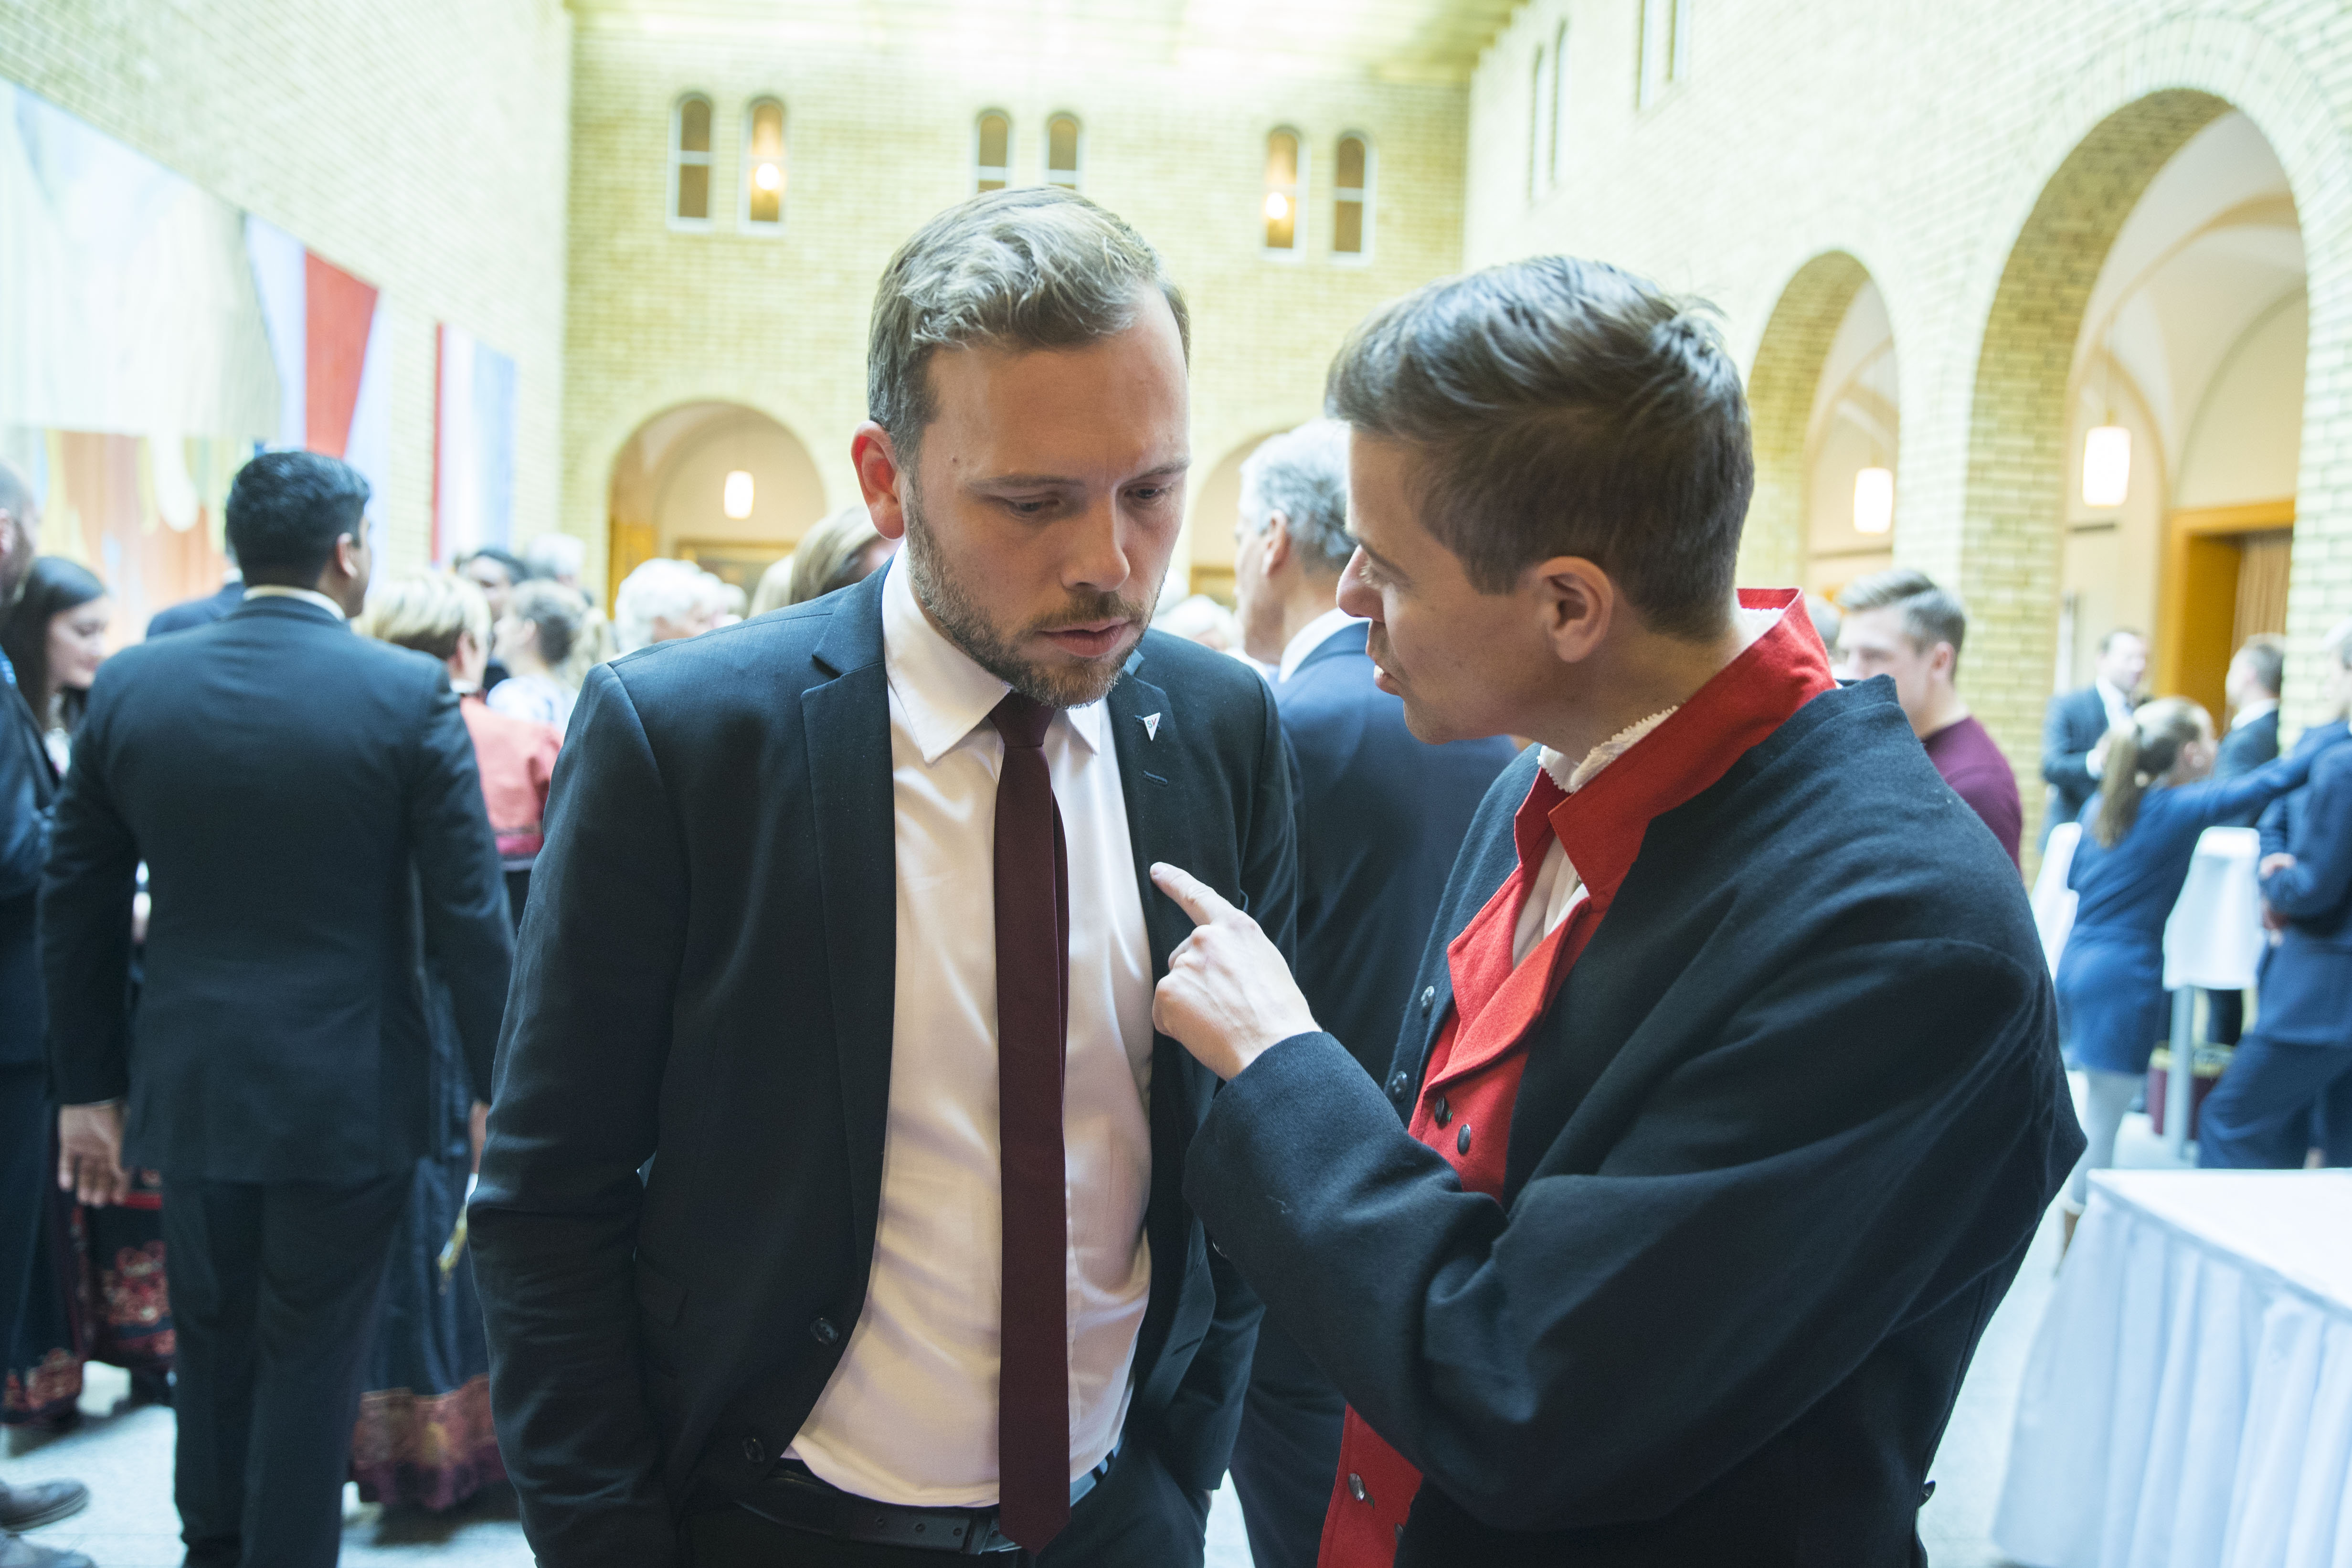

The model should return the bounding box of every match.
[0,1535,96,1568]
[0,1480,89,1533]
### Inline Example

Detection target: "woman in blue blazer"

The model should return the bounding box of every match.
[2055,697,2338,1212]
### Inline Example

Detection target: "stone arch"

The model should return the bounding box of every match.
[605,401,827,605]
[1184,425,1298,604]
[1741,249,1875,591]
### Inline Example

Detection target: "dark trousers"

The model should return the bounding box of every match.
[0,1066,48,1381]
[2198,1036,2352,1168]
[688,1438,1210,1568]
[163,1175,407,1568]
[1229,1319,1345,1568]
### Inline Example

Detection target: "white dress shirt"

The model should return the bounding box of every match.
[789,556,1156,1506]
[242,584,347,621]
[1275,606,1366,684]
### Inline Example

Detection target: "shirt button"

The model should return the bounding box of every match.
[1348,1473,1369,1504]
[1420,986,1435,1014]
[1432,1095,1451,1127]
[742,1437,765,1465]
[1386,1071,1409,1101]
[809,1316,840,1346]
[1457,1123,1473,1156]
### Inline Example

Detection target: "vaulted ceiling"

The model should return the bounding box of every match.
[566,0,1524,82]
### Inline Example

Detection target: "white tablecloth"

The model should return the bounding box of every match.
[1994,1170,2352,1568]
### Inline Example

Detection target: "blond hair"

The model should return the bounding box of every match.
[358,572,491,663]
[752,505,888,615]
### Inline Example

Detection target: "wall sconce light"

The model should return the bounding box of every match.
[2082,424,2131,509]
[1263,192,1290,221]
[723,470,754,519]
[1852,466,1894,535]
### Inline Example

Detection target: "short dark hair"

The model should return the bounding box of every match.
[1325,256,1751,640]
[2236,634,2284,698]
[868,188,1189,465]
[225,452,370,583]
[459,545,531,585]
[1838,566,1969,674]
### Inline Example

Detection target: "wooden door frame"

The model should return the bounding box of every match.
[2156,497,2294,719]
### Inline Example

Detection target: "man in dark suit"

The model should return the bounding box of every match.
[1223,419,1515,1568]
[145,575,244,638]
[1149,258,2081,1564]
[471,190,1287,1568]
[2204,623,2352,1168]
[0,463,95,1568]
[2041,627,2146,843]
[42,452,513,1568]
[2215,635,2284,779]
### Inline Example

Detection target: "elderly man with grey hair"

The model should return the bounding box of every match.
[1223,419,1518,1568]
[474,188,1291,1568]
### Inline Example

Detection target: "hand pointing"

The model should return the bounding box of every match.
[1150,862,1318,1081]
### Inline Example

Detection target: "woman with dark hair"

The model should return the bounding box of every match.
[1,558,174,1432]
[2055,697,2344,1232]
[0,558,109,773]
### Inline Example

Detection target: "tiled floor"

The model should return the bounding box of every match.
[3,1101,2179,1568]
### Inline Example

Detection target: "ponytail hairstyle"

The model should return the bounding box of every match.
[2091,697,2210,848]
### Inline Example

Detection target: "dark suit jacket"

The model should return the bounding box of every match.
[469,567,1295,1567]
[41,596,512,1179]
[2041,684,2112,833]
[2214,707,2281,781]
[1,658,57,1068]
[144,580,244,638]
[2256,731,2352,1049]
[1187,678,2081,1564]
[1276,622,1516,1079]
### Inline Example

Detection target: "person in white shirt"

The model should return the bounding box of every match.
[472,188,1291,1568]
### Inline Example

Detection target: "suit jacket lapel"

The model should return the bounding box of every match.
[802,573,898,1269]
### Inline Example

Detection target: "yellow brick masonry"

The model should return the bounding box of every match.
[1469,0,2352,848]
[0,0,574,570]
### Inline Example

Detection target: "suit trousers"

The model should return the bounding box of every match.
[2198,1036,2352,1169]
[163,1174,408,1568]
[0,1066,49,1381]
[1229,1318,1345,1568]
[686,1438,1211,1568]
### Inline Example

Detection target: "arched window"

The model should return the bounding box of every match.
[670,93,713,228]
[742,98,786,230]
[1333,134,1371,260]
[1638,0,1693,106]
[1263,128,1302,255]
[1046,113,1082,189]
[975,111,1012,193]
[1528,45,1547,201]
[1549,21,1568,186]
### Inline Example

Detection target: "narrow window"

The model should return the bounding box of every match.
[1639,0,1693,106]
[1263,128,1302,254]
[1333,134,1370,259]
[1549,21,1568,185]
[975,111,1012,193]
[671,94,713,227]
[1046,113,1082,190]
[742,98,785,230]
[1528,45,1547,201]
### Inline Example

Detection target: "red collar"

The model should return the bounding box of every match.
[1526,589,1834,908]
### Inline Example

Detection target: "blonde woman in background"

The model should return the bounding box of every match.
[488,579,589,735]
[749,504,896,615]
[2052,694,2345,1238]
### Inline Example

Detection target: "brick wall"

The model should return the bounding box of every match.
[1466,1,2352,846]
[0,0,574,568]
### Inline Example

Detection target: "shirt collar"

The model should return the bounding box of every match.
[244,584,349,622]
[1516,589,1836,904]
[1276,606,1366,684]
[2232,699,2278,730]
[879,553,1104,765]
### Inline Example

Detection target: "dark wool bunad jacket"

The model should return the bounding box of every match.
[1187,673,2087,1566]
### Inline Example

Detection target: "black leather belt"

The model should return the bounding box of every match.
[734,1453,1113,1557]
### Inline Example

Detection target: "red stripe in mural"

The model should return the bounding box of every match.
[304,252,378,457]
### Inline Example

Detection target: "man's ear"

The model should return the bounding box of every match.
[1262,512,1293,575]
[1532,556,1615,666]
[852,423,909,542]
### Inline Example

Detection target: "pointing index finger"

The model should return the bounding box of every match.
[1150,862,1234,927]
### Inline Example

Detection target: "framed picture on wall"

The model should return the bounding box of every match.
[678,539,793,594]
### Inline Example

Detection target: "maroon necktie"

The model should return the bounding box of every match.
[990,692,1070,1553]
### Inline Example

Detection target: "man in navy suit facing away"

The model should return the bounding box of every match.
[1223,419,1515,1568]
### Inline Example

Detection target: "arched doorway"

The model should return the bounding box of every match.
[606,402,827,604]
[1184,426,1296,606]
[1745,250,1882,593]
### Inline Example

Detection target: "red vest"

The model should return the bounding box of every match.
[1316,590,1834,1567]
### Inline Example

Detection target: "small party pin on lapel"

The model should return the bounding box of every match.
[1141,712,1162,741]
